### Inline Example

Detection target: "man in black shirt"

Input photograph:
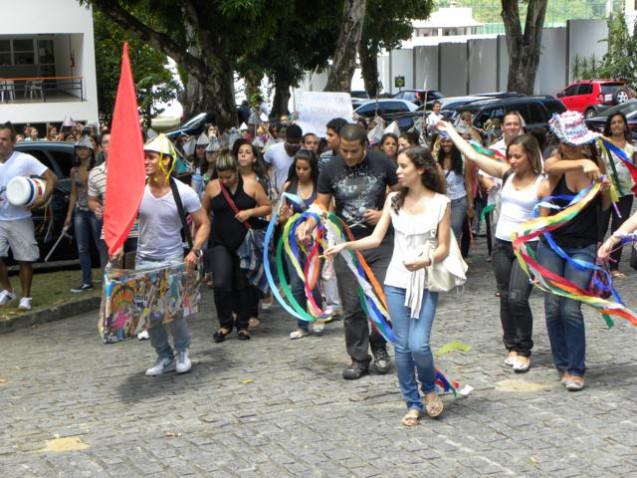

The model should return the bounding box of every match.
[298,124,399,379]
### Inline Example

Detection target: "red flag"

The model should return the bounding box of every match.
[104,43,145,256]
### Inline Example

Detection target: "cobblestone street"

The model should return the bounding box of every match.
[2,242,637,477]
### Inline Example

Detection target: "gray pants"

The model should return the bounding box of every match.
[334,234,393,363]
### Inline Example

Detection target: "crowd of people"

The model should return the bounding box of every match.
[3,101,637,427]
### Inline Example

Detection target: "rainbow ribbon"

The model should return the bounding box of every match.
[512,181,637,328]
[599,137,637,199]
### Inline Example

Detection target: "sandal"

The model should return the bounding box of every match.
[425,393,444,418]
[248,317,261,329]
[237,329,251,341]
[611,270,626,279]
[213,328,231,343]
[401,408,421,427]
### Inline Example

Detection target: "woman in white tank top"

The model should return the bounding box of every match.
[325,146,451,426]
[437,121,543,373]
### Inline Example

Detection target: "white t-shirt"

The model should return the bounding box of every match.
[0,150,48,221]
[137,180,201,260]
[264,142,294,194]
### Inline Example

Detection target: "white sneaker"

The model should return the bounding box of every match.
[137,330,150,340]
[0,289,16,306]
[310,320,325,335]
[176,349,192,374]
[18,297,32,311]
[145,357,175,376]
[289,329,307,340]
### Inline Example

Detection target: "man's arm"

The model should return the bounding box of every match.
[184,207,210,271]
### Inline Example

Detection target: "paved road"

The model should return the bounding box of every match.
[2,240,637,477]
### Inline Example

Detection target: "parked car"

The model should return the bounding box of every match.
[585,100,637,140]
[392,89,443,106]
[557,80,634,118]
[350,90,369,99]
[353,99,419,130]
[437,95,490,120]
[460,95,567,136]
[14,141,78,262]
[166,112,217,140]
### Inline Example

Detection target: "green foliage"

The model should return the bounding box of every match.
[93,9,180,125]
[598,8,637,88]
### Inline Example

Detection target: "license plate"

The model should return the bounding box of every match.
[605,94,613,102]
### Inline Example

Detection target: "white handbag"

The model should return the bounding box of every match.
[422,232,468,293]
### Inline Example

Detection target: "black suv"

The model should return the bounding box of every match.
[460,95,566,135]
[14,141,77,262]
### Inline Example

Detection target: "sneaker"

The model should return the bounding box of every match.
[18,297,32,311]
[372,348,391,374]
[176,350,192,374]
[289,329,307,340]
[512,355,531,373]
[137,330,150,341]
[504,351,518,366]
[310,320,325,335]
[564,375,585,392]
[70,283,93,293]
[0,289,16,306]
[343,361,370,380]
[145,357,175,376]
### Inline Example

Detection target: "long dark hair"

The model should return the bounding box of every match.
[603,112,632,142]
[392,146,445,213]
[437,138,463,175]
[286,149,319,188]
[232,138,268,181]
[506,134,543,175]
[73,147,96,170]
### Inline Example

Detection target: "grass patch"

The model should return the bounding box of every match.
[0,268,102,321]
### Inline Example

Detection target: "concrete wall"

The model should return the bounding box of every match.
[497,35,509,92]
[439,43,468,96]
[535,27,567,96]
[468,38,497,94]
[0,0,98,124]
[414,46,439,91]
[567,19,608,84]
[389,49,413,94]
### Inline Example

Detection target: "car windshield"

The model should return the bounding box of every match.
[597,101,637,118]
[601,83,625,95]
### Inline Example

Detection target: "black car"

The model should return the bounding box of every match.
[393,89,443,106]
[14,141,77,262]
[166,112,217,140]
[437,95,491,120]
[460,95,567,136]
[586,100,637,140]
[354,99,419,130]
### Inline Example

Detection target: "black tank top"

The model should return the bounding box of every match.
[286,180,317,214]
[210,176,263,250]
[547,175,600,249]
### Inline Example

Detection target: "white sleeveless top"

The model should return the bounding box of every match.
[444,169,467,200]
[385,192,450,289]
[495,173,543,242]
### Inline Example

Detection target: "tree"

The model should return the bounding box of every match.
[359,0,434,97]
[598,9,637,89]
[84,0,280,127]
[325,0,367,91]
[93,10,180,126]
[501,0,548,94]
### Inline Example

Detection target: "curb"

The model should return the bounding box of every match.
[0,296,100,334]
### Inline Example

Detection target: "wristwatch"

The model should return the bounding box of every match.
[192,248,204,258]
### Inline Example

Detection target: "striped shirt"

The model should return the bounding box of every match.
[88,162,140,238]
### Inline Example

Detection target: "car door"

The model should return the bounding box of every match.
[558,84,580,111]
[574,83,594,112]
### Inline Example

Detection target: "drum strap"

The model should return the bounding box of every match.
[169,177,193,250]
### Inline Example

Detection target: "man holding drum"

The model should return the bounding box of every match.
[0,122,57,310]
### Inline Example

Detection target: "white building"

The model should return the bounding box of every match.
[411,6,482,39]
[0,0,99,126]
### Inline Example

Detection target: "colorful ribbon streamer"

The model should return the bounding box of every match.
[512,181,637,328]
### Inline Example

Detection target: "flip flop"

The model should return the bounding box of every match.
[425,393,444,418]
[401,409,421,427]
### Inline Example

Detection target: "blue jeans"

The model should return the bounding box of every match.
[136,256,191,359]
[450,196,468,241]
[536,241,595,377]
[385,285,438,411]
[74,209,101,285]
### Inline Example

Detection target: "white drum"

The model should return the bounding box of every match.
[6,177,47,207]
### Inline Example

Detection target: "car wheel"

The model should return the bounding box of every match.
[614,88,630,104]
[584,107,597,119]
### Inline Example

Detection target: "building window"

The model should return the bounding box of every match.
[0,40,10,66]
[13,39,35,65]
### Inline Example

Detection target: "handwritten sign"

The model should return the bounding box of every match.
[294,92,354,138]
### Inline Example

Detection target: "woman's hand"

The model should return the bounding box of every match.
[324,242,349,258]
[581,160,601,181]
[598,237,619,261]
[235,209,253,223]
[403,256,430,272]
[64,215,72,230]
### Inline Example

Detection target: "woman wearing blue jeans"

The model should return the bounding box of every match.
[539,111,611,392]
[327,146,451,426]
[65,136,100,292]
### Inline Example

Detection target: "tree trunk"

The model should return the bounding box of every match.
[325,0,367,92]
[271,73,291,118]
[359,37,380,97]
[501,0,548,94]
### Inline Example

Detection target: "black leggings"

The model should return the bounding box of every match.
[210,245,257,331]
